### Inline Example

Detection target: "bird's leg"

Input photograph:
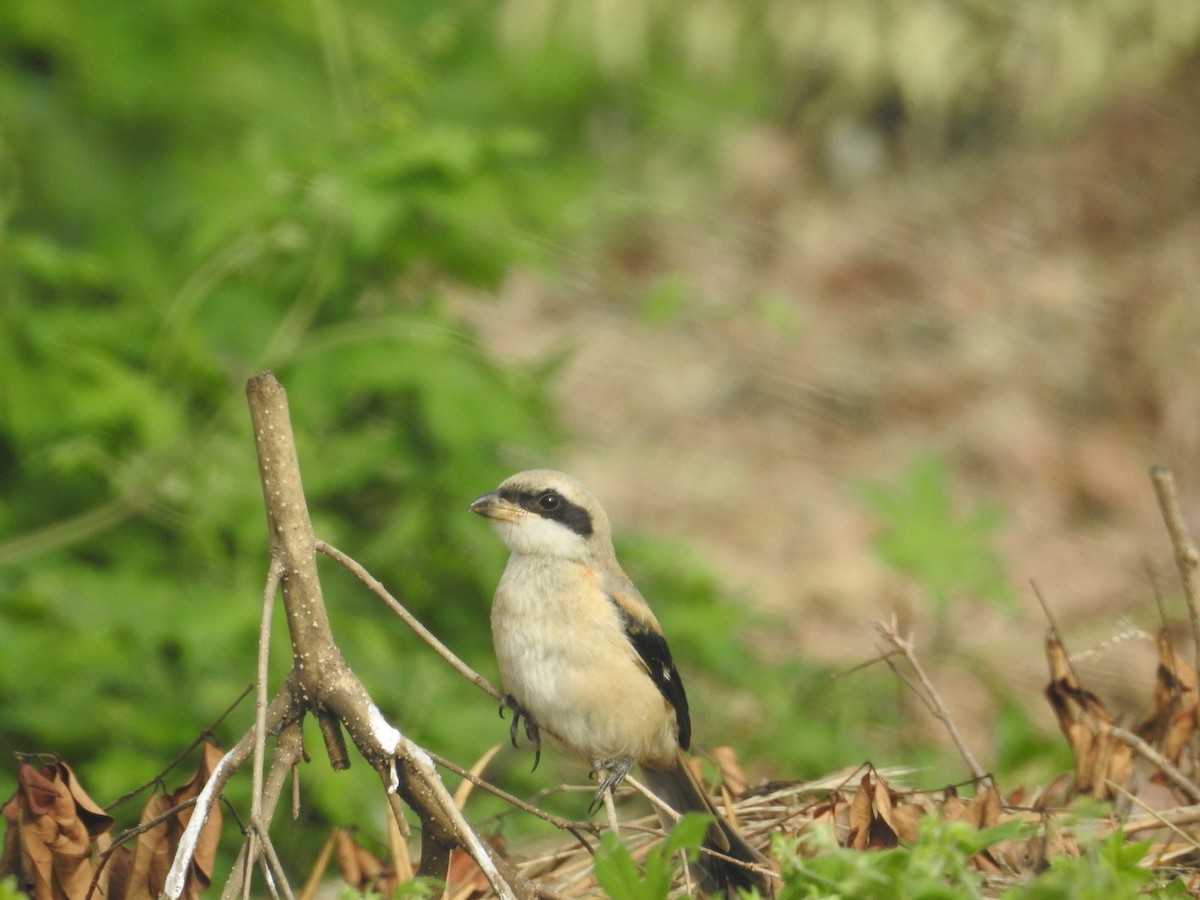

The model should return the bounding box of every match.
[498,694,541,771]
[587,756,634,816]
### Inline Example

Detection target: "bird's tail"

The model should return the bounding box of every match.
[640,749,773,897]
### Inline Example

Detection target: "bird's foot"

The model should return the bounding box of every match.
[588,756,634,815]
[499,694,541,771]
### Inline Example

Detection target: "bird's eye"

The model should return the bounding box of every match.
[537,491,561,512]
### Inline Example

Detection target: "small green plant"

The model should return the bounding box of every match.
[773,816,1185,900]
[855,455,1011,640]
[774,815,1025,900]
[1004,830,1185,900]
[593,813,711,900]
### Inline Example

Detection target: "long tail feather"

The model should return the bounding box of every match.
[640,750,773,896]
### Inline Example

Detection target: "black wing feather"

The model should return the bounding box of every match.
[612,604,692,750]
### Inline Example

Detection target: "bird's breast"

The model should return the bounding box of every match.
[490,557,678,768]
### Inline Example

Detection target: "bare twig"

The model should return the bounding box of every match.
[252,825,296,900]
[317,537,568,750]
[875,615,991,785]
[246,559,284,898]
[1105,780,1200,853]
[1150,466,1200,665]
[1108,725,1200,802]
[316,540,504,703]
[601,782,621,835]
[1030,579,1060,638]
[221,714,307,900]
[163,745,245,898]
[1116,801,1200,836]
[427,750,600,840]
[829,649,903,681]
[625,774,681,823]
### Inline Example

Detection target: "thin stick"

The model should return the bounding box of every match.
[1030,579,1061,639]
[1150,466,1200,665]
[316,540,503,702]
[875,615,990,784]
[246,560,284,896]
[624,775,680,823]
[426,751,599,838]
[829,649,903,681]
[1105,780,1200,853]
[1116,802,1200,836]
[254,825,297,900]
[1108,725,1200,802]
[601,780,620,836]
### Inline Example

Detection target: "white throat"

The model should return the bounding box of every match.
[492,514,591,560]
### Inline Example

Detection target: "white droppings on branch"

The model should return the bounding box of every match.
[368,702,403,755]
[368,702,403,794]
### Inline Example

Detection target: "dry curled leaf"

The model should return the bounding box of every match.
[447,835,507,900]
[1044,634,1133,798]
[110,742,225,900]
[335,828,396,897]
[1136,629,1199,766]
[846,772,899,850]
[1,760,113,900]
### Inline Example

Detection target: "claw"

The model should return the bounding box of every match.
[499,694,542,772]
[588,756,634,815]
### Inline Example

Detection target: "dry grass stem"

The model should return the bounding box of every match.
[1108,726,1200,802]
[874,616,990,784]
[1150,466,1200,666]
[317,540,504,703]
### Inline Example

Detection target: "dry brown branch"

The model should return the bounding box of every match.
[245,559,284,900]
[1106,780,1200,853]
[220,717,306,900]
[1150,466,1200,666]
[1118,802,1200,836]
[317,540,504,704]
[1108,726,1200,802]
[235,372,526,900]
[161,688,294,900]
[874,616,990,784]
[426,751,600,840]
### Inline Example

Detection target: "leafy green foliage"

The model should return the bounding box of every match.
[1005,831,1184,900]
[0,0,571,866]
[774,818,1185,900]
[593,813,710,900]
[855,455,1011,638]
[3,0,1192,889]
[775,816,1024,900]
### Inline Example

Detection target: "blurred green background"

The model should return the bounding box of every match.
[2,0,1199,879]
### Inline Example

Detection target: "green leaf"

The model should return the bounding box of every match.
[854,454,1011,634]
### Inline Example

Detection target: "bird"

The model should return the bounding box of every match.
[470,469,773,895]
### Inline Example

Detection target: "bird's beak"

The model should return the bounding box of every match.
[469,491,521,522]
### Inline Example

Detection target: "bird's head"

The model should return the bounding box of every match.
[469,469,613,561]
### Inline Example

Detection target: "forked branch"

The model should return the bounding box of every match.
[161,373,528,900]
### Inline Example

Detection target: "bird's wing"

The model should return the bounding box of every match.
[607,585,692,751]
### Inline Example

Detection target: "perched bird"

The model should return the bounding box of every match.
[470,469,772,895]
